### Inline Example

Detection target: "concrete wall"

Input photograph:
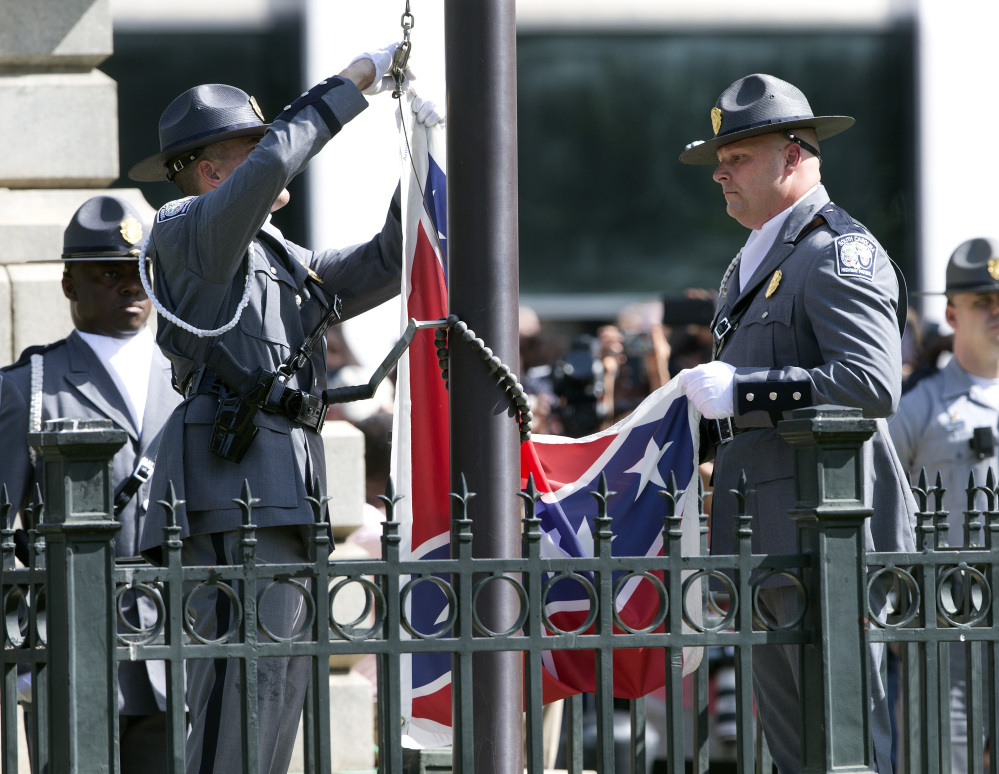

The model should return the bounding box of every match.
[0,0,125,365]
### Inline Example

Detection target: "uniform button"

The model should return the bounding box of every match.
[746,393,754,401]
[269,265,278,275]
[769,392,778,401]
[284,105,291,111]
[301,91,309,97]
[762,311,769,319]
[793,391,802,400]
[295,294,302,307]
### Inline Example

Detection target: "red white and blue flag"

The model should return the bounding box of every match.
[393,94,702,747]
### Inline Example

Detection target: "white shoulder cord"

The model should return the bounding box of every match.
[28,354,43,465]
[138,236,255,338]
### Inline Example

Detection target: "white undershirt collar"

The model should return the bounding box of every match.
[739,184,820,292]
[77,326,155,433]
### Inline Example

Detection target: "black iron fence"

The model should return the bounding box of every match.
[2,407,999,773]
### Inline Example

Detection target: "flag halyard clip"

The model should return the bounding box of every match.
[391,1,415,99]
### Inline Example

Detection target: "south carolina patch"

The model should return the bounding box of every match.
[835,234,877,281]
[157,196,195,222]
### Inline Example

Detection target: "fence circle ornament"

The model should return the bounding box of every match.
[867,566,920,629]
[184,581,242,645]
[937,564,990,628]
[682,570,737,633]
[400,575,457,639]
[541,571,598,636]
[329,576,385,641]
[612,571,668,634]
[258,578,315,643]
[471,574,529,637]
[4,587,29,648]
[750,571,807,631]
[115,582,166,646]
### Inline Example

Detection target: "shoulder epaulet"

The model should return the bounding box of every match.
[902,365,939,395]
[810,202,859,237]
[157,196,196,223]
[4,341,61,371]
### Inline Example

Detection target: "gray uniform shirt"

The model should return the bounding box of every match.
[889,357,999,547]
[708,185,917,556]
[139,76,403,556]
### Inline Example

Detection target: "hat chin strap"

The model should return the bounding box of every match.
[782,130,821,160]
[166,149,204,182]
[138,236,255,338]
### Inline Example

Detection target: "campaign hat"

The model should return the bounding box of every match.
[128,84,269,182]
[62,195,148,261]
[938,238,999,295]
[679,73,855,165]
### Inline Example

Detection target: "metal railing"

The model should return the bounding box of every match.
[2,407,998,773]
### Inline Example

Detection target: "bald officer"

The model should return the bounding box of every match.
[889,237,999,772]
[0,194,181,774]
[675,74,917,774]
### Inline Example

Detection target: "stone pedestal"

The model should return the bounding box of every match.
[288,670,376,773]
[322,420,366,538]
[0,72,119,188]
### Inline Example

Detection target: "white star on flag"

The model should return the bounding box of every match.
[625,438,673,501]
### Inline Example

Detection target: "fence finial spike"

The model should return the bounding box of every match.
[233,479,260,527]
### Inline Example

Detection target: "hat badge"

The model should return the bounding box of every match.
[249,95,264,122]
[988,258,999,281]
[120,217,143,246]
[711,107,723,136]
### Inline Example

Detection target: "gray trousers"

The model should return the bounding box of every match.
[753,585,894,774]
[182,526,311,774]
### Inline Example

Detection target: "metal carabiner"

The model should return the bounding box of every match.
[391,40,412,98]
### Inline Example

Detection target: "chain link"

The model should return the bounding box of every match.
[391,0,415,99]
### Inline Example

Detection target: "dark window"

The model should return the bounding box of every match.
[517,29,918,304]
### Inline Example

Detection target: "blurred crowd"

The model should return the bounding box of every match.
[520,292,715,439]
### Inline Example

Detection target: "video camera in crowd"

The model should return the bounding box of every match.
[550,334,607,438]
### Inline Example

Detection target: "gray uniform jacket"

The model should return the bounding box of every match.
[138,76,402,559]
[709,185,917,556]
[0,329,180,713]
[889,357,999,547]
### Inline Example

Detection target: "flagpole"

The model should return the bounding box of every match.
[444,0,523,772]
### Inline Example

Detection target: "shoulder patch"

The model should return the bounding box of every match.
[157,197,196,222]
[835,233,878,281]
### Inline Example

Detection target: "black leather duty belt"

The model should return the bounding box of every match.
[705,418,749,447]
[187,366,326,433]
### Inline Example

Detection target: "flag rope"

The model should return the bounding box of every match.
[433,315,534,441]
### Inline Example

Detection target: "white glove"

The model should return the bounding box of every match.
[349,42,412,96]
[411,88,444,126]
[678,361,736,419]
